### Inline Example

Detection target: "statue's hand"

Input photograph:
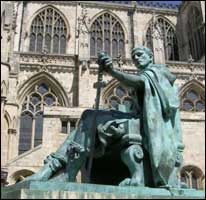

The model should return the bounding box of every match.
[97,52,113,72]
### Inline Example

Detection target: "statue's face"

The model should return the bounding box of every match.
[132,50,153,69]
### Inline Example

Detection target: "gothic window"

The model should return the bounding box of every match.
[146,17,179,61]
[29,7,67,54]
[180,166,204,190]
[146,26,153,51]
[103,84,134,112]
[187,7,204,61]
[18,83,60,155]
[61,120,68,134]
[70,119,78,133]
[90,13,125,58]
[181,87,205,112]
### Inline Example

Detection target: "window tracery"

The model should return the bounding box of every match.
[187,6,204,61]
[90,12,125,58]
[29,7,67,54]
[103,85,134,111]
[181,87,205,112]
[146,17,179,61]
[180,166,204,190]
[18,83,60,155]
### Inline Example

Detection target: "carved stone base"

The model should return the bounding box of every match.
[1,181,205,199]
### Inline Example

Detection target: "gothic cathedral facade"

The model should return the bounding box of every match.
[1,1,205,189]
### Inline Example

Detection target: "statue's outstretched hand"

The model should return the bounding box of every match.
[97,52,113,72]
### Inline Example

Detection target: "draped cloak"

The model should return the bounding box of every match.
[138,64,183,186]
[44,64,183,186]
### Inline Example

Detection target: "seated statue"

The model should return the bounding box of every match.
[23,46,185,188]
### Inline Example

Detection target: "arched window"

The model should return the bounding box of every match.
[103,83,135,112]
[180,165,205,190]
[180,83,205,112]
[187,7,204,61]
[90,12,125,58]
[146,17,179,61]
[29,7,67,54]
[18,83,60,155]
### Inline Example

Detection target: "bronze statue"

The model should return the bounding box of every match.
[23,46,185,188]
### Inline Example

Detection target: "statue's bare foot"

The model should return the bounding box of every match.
[20,166,52,182]
[130,177,144,186]
[119,178,131,186]
[119,176,144,186]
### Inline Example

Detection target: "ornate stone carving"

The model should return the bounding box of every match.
[19,52,75,73]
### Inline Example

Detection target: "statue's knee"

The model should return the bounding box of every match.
[81,109,95,119]
[44,153,67,172]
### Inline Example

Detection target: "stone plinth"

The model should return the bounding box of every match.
[1,181,205,199]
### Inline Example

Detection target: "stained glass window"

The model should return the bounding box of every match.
[181,88,205,112]
[29,7,67,54]
[70,120,77,133]
[34,113,43,147]
[90,12,125,58]
[104,84,134,112]
[146,17,179,61]
[19,113,33,155]
[18,83,60,155]
[187,7,204,61]
[61,120,68,134]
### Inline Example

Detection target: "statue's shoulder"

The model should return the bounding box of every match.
[152,63,167,69]
[150,64,176,83]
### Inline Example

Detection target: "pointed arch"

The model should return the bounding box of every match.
[4,110,12,129]
[10,169,35,184]
[179,80,205,112]
[102,79,134,111]
[28,5,70,54]
[17,71,70,107]
[89,10,128,58]
[89,10,128,41]
[179,79,205,96]
[17,72,70,155]
[144,15,179,61]
[1,110,11,165]
[180,165,205,190]
[1,80,7,97]
[102,78,120,101]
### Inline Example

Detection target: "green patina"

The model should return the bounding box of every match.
[2,46,205,199]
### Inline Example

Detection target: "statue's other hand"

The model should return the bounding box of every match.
[97,52,113,72]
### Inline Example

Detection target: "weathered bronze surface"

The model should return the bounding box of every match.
[20,46,185,188]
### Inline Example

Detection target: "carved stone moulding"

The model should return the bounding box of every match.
[175,73,205,84]
[19,64,75,74]
[19,52,75,66]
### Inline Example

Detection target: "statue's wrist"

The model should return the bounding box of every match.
[107,65,113,73]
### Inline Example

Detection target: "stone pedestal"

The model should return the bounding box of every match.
[1,181,205,199]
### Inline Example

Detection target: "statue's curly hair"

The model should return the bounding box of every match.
[131,46,153,59]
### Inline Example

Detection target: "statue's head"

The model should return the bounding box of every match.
[131,46,153,69]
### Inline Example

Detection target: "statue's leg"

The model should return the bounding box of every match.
[23,130,77,182]
[120,144,144,186]
[119,119,144,186]
[167,143,187,188]
[65,109,97,182]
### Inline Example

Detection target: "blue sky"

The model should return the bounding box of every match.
[155,1,181,5]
